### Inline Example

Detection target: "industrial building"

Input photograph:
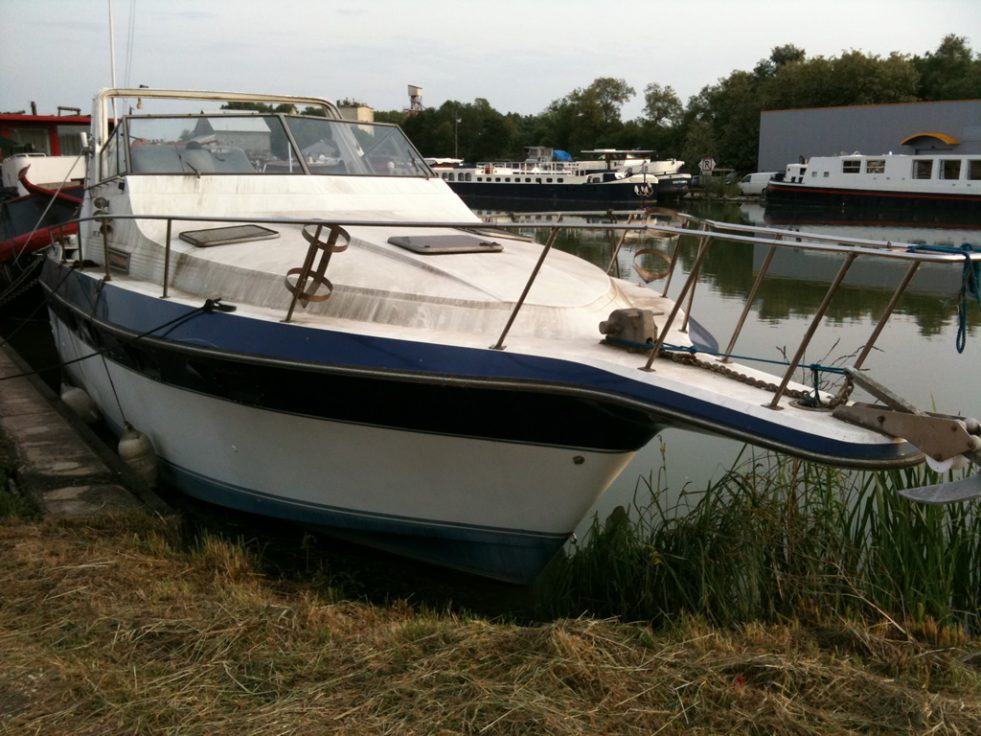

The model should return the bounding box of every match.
[757,98,981,172]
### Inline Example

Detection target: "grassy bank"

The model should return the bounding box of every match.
[542,450,980,634]
[0,511,978,735]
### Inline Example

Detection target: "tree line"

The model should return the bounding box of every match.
[374,35,981,173]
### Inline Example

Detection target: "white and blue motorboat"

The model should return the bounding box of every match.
[40,88,981,582]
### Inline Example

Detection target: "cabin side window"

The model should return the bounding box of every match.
[865,159,885,174]
[842,160,861,174]
[100,124,125,180]
[940,160,961,180]
[57,125,87,156]
[912,159,933,179]
[969,160,981,180]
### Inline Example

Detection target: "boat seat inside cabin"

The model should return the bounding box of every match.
[130,145,184,173]
[130,144,254,174]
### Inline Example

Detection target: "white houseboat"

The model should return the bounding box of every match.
[766,153,981,209]
[429,148,688,209]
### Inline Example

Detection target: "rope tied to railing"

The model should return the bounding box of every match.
[906,243,980,353]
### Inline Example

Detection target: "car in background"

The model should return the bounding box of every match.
[738,171,779,196]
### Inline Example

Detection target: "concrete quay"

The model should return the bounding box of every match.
[0,342,168,518]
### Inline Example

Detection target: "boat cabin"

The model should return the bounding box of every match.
[785,154,981,186]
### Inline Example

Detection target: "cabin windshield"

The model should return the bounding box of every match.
[119,113,431,178]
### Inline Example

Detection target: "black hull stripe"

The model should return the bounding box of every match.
[47,296,660,452]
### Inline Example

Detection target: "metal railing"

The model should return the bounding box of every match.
[61,209,981,410]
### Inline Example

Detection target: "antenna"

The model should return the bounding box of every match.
[107,0,118,88]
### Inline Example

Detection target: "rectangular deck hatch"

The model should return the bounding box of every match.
[387,234,502,254]
[179,224,280,247]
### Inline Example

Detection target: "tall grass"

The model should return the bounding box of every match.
[540,449,980,633]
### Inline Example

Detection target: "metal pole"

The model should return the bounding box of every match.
[162,219,172,298]
[642,228,712,371]
[831,260,921,404]
[491,228,559,351]
[721,242,778,362]
[767,253,857,409]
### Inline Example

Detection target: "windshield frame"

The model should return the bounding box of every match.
[99,112,433,181]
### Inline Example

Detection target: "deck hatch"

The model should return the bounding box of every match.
[179,224,280,247]
[387,234,502,255]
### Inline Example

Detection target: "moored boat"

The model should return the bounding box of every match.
[766,153,981,210]
[1,108,88,299]
[37,88,981,582]
[429,147,668,208]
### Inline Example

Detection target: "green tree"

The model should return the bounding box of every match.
[397,98,517,161]
[642,83,683,127]
[535,77,635,153]
[913,34,981,99]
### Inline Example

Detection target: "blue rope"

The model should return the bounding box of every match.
[907,243,980,353]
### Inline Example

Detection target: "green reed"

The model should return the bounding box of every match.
[539,449,979,631]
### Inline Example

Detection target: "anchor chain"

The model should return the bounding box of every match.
[664,350,853,408]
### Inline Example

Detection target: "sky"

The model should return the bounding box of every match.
[3,0,980,120]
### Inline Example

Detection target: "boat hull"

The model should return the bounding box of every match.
[42,265,659,582]
[447,179,656,206]
[766,181,981,210]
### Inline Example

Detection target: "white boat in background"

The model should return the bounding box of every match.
[429,147,660,209]
[38,88,981,583]
[579,150,691,198]
[766,153,981,209]
[428,147,690,209]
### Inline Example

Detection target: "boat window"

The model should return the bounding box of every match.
[969,160,981,180]
[842,160,860,174]
[940,160,961,180]
[56,125,87,156]
[284,116,429,176]
[912,159,933,179]
[100,122,127,180]
[823,171,829,177]
[122,113,430,178]
[4,127,49,155]
[866,159,885,174]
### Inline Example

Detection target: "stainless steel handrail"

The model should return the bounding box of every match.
[60,211,980,410]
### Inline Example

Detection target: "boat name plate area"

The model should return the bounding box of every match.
[179,224,280,247]
[387,234,502,255]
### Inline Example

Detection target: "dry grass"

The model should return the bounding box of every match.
[0,511,978,735]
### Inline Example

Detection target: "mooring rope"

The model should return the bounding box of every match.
[0,296,220,383]
[905,243,980,354]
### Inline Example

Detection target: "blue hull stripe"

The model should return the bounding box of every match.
[41,261,921,466]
